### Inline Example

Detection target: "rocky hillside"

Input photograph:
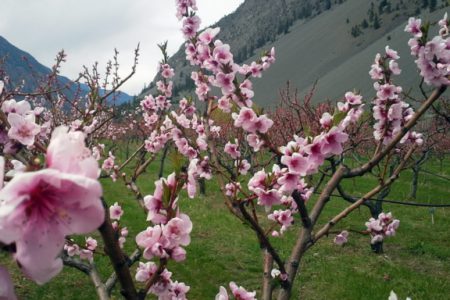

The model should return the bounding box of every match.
[139,0,450,107]
[0,36,131,104]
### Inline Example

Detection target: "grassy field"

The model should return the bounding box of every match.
[1,152,449,299]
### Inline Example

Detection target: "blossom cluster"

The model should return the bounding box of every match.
[406,14,450,86]
[134,172,192,295]
[136,262,190,299]
[365,212,400,244]
[370,46,421,145]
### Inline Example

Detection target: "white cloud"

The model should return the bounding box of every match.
[0,0,244,95]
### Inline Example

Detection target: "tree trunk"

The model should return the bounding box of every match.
[410,165,420,199]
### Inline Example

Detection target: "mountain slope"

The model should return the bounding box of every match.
[139,0,449,106]
[0,35,132,104]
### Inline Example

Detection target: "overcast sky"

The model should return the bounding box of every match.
[0,0,244,95]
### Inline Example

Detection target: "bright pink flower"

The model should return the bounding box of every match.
[171,246,187,262]
[215,72,235,95]
[344,91,363,105]
[136,225,164,260]
[334,230,349,245]
[277,172,299,192]
[320,112,333,129]
[46,126,99,179]
[225,182,241,196]
[7,113,40,146]
[135,261,157,282]
[248,170,267,192]
[376,84,397,100]
[1,99,31,115]
[236,159,251,175]
[385,46,399,60]
[79,249,94,262]
[229,282,257,300]
[215,286,229,300]
[213,43,233,65]
[246,133,264,151]
[255,188,282,208]
[404,17,422,38]
[321,127,348,156]
[233,107,257,128]
[64,243,80,257]
[198,27,220,44]
[0,127,103,284]
[166,281,190,299]
[281,153,308,176]
[109,202,123,220]
[85,237,98,251]
[162,214,193,247]
[224,141,240,159]
[268,209,293,229]
[160,64,175,79]
[248,115,274,133]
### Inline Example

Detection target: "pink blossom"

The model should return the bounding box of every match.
[67,244,81,259]
[135,261,157,282]
[246,133,264,151]
[79,249,94,262]
[1,99,31,115]
[236,159,251,175]
[162,214,193,247]
[46,126,99,179]
[268,209,294,232]
[224,141,240,159]
[233,107,257,128]
[321,127,348,156]
[198,27,220,44]
[248,170,267,192]
[215,72,235,95]
[255,188,282,208]
[171,246,187,262]
[166,281,190,300]
[278,172,299,193]
[136,225,164,260]
[404,17,422,38]
[320,112,333,129]
[102,152,115,172]
[225,182,241,197]
[389,60,401,75]
[0,127,103,284]
[85,237,98,251]
[281,153,308,176]
[248,115,274,133]
[229,282,257,300]
[385,46,399,60]
[213,42,233,65]
[334,230,349,245]
[344,91,363,105]
[7,113,40,146]
[215,286,229,300]
[160,64,175,79]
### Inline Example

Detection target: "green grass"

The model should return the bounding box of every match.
[2,153,450,299]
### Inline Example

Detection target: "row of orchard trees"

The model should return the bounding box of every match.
[1,1,450,299]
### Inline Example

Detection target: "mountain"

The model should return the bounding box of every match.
[0,35,132,105]
[139,0,449,107]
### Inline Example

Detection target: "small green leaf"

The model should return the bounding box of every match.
[333,110,347,126]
